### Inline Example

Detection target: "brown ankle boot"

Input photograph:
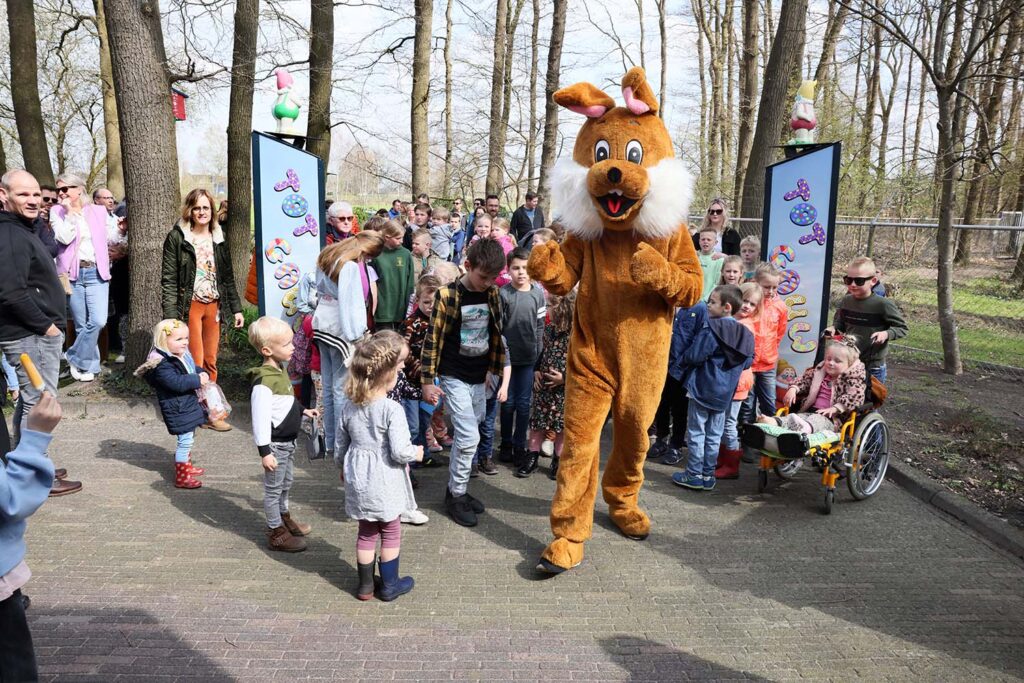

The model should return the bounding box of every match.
[267,525,307,552]
[281,512,311,536]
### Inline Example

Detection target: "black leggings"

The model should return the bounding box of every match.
[653,375,688,448]
[0,589,38,682]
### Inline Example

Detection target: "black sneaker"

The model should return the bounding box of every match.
[478,456,499,476]
[498,443,514,463]
[515,451,540,478]
[465,491,485,513]
[445,488,478,527]
[548,456,559,480]
[512,447,527,469]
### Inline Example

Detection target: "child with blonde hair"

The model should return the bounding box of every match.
[337,331,423,601]
[374,219,415,331]
[750,262,789,416]
[134,319,210,489]
[739,236,760,282]
[719,255,744,286]
[428,206,455,261]
[715,282,761,479]
[530,227,557,247]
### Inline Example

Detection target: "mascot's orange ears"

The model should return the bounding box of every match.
[553,67,660,118]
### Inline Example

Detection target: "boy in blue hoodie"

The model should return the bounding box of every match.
[1,391,61,681]
[672,285,753,491]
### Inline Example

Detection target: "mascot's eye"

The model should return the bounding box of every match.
[595,140,610,162]
[626,140,643,164]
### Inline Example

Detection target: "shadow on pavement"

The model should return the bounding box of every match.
[30,605,233,681]
[598,634,768,681]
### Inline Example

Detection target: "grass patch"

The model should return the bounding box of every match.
[897,319,1024,368]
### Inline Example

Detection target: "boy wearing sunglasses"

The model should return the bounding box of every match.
[826,257,907,384]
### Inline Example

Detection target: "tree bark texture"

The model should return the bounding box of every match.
[411,0,433,196]
[94,0,124,199]
[739,0,807,221]
[656,0,667,115]
[485,0,509,196]
[306,0,334,164]
[103,0,182,366]
[525,0,540,192]
[537,0,566,206]
[442,0,454,197]
[499,0,525,203]
[6,0,54,185]
[226,0,259,304]
[734,0,758,212]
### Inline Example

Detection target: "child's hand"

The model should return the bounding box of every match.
[783,386,798,407]
[262,454,278,472]
[497,386,508,403]
[870,330,889,345]
[711,252,725,260]
[421,384,443,405]
[198,371,210,386]
[414,445,424,462]
[816,406,840,419]
[303,408,320,418]
[534,371,544,391]
[25,391,62,434]
[543,369,564,387]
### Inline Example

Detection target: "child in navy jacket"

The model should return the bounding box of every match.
[135,319,210,489]
[672,285,753,492]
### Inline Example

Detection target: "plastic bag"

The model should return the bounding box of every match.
[199,382,232,422]
[301,414,326,461]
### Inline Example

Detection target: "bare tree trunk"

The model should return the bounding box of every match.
[104,0,182,366]
[734,0,758,210]
[693,0,713,186]
[500,0,525,202]
[225,0,259,304]
[936,89,964,373]
[0,134,6,172]
[525,0,540,192]
[724,0,736,182]
[656,0,667,114]
[862,17,882,172]
[537,0,566,205]
[910,16,931,175]
[635,0,646,70]
[485,0,509,196]
[6,0,53,185]
[306,0,334,164]
[876,47,900,178]
[814,3,849,83]
[411,0,433,196]
[442,0,454,197]
[739,0,808,221]
[94,0,123,198]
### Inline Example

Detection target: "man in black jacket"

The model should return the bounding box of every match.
[0,169,81,496]
[509,192,545,244]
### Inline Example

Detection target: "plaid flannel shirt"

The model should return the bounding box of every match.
[419,281,505,384]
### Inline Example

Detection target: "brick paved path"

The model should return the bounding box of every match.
[21,408,1024,681]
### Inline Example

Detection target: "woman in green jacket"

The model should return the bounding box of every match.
[161,188,243,431]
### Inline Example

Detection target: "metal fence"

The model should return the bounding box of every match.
[711,215,1024,376]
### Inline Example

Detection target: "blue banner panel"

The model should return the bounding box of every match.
[252,132,325,324]
[761,143,841,398]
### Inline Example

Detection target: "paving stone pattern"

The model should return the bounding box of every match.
[22,410,1024,681]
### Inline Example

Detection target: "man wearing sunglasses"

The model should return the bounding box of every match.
[827,256,908,384]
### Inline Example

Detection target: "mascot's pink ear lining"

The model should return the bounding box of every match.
[566,104,610,118]
[622,87,650,115]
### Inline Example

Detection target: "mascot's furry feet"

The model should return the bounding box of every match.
[609,506,650,541]
[536,538,585,575]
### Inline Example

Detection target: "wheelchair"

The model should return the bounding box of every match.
[739,399,890,514]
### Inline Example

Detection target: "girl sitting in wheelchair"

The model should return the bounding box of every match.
[756,334,867,439]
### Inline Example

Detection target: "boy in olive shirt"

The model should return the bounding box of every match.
[829,256,908,384]
[374,220,416,331]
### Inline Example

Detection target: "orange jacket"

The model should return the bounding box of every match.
[733,317,756,399]
[245,250,258,306]
[752,297,788,372]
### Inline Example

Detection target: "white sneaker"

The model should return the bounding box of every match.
[400,509,429,525]
[114,354,125,364]
[78,371,95,382]
[68,364,83,381]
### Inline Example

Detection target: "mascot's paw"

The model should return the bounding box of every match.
[609,506,651,541]
[527,240,565,284]
[537,537,584,575]
[629,242,668,291]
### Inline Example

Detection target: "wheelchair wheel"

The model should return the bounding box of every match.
[774,458,803,480]
[757,469,768,493]
[847,412,890,500]
[823,488,834,515]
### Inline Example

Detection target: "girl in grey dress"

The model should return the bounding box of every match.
[336,331,423,601]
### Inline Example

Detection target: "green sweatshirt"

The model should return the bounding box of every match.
[373,246,416,324]
[698,252,724,301]
[832,293,909,369]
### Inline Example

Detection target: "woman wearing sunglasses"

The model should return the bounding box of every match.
[50,173,120,382]
[691,198,741,257]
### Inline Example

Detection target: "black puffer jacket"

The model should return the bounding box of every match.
[160,223,241,322]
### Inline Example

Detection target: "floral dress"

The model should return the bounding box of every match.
[529,325,570,433]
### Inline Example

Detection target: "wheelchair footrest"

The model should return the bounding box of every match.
[740,422,840,460]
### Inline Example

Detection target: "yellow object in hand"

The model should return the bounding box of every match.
[20,353,45,390]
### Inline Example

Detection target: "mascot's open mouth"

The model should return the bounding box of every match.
[597,192,639,217]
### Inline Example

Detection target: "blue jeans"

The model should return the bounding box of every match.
[438,376,485,496]
[869,364,887,384]
[684,401,727,479]
[67,267,109,374]
[722,400,743,450]
[0,332,64,448]
[475,396,498,463]
[318,344,349,455]
[752,369,777,417]
[499,365,534,450]
[401,398,430,447]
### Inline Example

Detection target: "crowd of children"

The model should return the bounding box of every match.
[132,193,906,603]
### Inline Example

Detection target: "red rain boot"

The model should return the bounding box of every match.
[715,447,742,480]
[186,453,205,477]
[175,461,202,489]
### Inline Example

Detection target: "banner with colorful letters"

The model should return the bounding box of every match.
[761,142,841,398]
[252,132,326,323]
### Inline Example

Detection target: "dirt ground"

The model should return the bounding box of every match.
[886,357,1024,528]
